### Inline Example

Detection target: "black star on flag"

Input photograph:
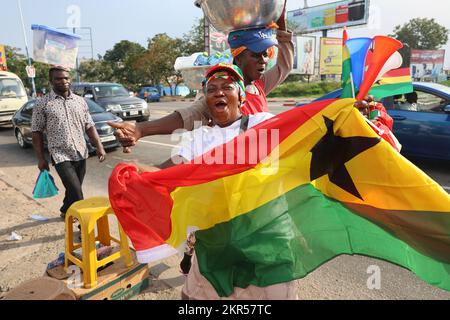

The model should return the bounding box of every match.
[310,116,381,200]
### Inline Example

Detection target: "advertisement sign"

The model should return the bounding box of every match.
[320,37,343,75]
[209,25,230,56]
[0,45,7,70]
[26,65,36,78]
[292,36,316,75]
[287,0,369,34]
[410,49,446,81]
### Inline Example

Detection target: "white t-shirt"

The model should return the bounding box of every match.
[177,112,274,161]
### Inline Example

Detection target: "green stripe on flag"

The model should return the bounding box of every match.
[341,46,353,98]
[369,82,414,100]
[195,184,450,297]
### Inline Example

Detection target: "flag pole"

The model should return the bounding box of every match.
[17,0,36,98]
[350,72,356,99]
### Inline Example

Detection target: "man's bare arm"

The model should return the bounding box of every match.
[32,132,49,171]
[108,112,184,152]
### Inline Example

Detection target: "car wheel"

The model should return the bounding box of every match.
[15,129,30,149]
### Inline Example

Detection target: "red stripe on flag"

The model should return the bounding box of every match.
[133,99,337,188]
[382,67,410,78]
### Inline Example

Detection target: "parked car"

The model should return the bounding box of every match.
[11,98,123,153]
[299,82,450,160]
[0,71,28,125]
[138,86,160,102]
[71,82,150,122]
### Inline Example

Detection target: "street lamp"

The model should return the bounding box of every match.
[17,0,36,97]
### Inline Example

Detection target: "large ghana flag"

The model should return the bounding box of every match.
[109,98,450,297]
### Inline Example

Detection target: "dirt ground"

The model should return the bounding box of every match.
[0,177,184,300]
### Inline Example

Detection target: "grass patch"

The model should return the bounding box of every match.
[439,80,450,87]
[268,81,341,98]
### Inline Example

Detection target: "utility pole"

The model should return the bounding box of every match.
[321,29,328,81]
[73,27,80,83]
[17,0,36,97]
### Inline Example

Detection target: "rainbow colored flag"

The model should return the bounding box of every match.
[109,99,450,297]
[341,29,353,98]
[369,67,414,99]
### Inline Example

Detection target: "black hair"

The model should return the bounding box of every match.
[48,67,70,80]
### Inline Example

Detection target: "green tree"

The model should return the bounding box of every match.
[390,18,449,66]
[4,46,52,95]
[103,40,146,87]
[181,17,205,55]
[134,34,184,95]
[78,58,115,83]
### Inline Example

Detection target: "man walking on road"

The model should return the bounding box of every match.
[31,66,106,219]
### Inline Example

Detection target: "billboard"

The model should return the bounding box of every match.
[287,0,369,34]
[0,45,6,70]
[320,37,343,75]
[209,25,230,56]
[292,36,316,75]
[410,49,446,81]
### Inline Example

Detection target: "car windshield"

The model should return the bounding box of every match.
[85,98,106,114]
[94,84,129,98]
[0,79,26,98]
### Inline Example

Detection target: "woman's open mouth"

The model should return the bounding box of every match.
[214,101,228,111]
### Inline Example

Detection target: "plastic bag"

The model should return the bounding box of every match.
[32,170,59,199]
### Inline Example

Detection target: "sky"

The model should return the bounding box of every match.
[1,0,449,68]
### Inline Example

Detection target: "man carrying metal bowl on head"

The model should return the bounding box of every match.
[108,1,294,152]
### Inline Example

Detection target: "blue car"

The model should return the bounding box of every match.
[138,86,160,102]
[300,82,450,160]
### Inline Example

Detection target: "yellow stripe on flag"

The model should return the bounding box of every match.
[377,75,412,85]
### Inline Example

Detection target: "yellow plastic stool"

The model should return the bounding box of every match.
[64,197,134,289]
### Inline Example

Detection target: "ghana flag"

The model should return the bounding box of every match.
[109,99,450,297]
[369,67,413,100]
[341,29,353,98]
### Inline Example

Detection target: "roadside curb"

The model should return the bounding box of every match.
[282,102,298,107]
[268,99,296,103]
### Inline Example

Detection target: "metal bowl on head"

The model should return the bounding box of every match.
[196,0,285,32]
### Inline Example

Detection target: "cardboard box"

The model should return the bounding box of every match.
[46,251,149,300]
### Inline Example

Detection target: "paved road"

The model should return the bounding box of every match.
[0,100,449,299]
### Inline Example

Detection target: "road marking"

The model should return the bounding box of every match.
[112,156,129,161]
[152,110,171,115]
[139,140,179,148]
